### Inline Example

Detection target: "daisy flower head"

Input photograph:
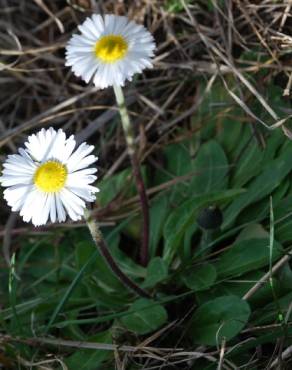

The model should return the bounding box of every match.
[65,14,156,89]
[0,128,99,226]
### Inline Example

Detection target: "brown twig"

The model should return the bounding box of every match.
[113,84,150,267]
[84,209,150,299]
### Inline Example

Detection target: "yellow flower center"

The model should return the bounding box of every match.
[34,161,67,192]
[94,35,128,63]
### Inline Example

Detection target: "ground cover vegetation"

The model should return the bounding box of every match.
[1,0,292,369]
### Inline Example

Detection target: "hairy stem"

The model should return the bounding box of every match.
[84,209,150,298]
[113,84,150,267]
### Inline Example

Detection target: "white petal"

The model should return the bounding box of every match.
[69,155,98,173]
[38,194,51,225]
[55,194,66,222]
[31,192,48,226]
[49,194,57,223]
[62,135,76,162]
[1,175,33,187]
[4,184,33,212]
[66,143,95,172]
[66,173,97,187]
[67,186,97,202]
[59,189,83,221]
[19,188,41,224]
[78,17,101,40]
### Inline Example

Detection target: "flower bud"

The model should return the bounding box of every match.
[197,206,223,230]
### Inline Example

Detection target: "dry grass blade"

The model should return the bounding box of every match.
[242,253,292,301]
[33,0,65,33]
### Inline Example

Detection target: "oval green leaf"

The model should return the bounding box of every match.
[189,295,251,345]
[120,298,168,335]
[181,263,217,292]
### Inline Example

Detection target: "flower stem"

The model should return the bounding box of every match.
[84,209,150,298]
[113,84,150,267]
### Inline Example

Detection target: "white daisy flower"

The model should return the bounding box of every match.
[0,128,99,226]
[65,14,156,89]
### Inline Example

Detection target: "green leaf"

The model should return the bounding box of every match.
[86,282,129,309]
[189,140,228,194]
[235,223,269,242]
[97,168,134,206]
[189,296,251,345]
[154,141,193,205]
[75,241,96,275]
[65,331,112,370]
[274,193,292,243]
[164,142,192,177]
[198,80,231,117]
[164,0,185,13]
[109,244,146,279]
[231,141,263,188]
[181,263,217,292]
[278,262,292,293]
[44,249,99,334]
[196,270,278,308]
[217,113,244,156]
[149,195,169,258]
[237,178,289,226]
[266,85,292,119]
[253,291,292,325]
[88,237,125,292]
[143,257,168,288]
[216,238,283,279]
[24,242,68,282]
[223,143,292,228]
[274,192,292,220]
[120,299,168,334]
[91,230,145,291]
[163,189,245,264]
[262,129,284,163]
[275,219,292,243]
[183,223,198,261]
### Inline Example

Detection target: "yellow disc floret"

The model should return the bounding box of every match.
[34,161,67,192]
[94,35,128,63]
